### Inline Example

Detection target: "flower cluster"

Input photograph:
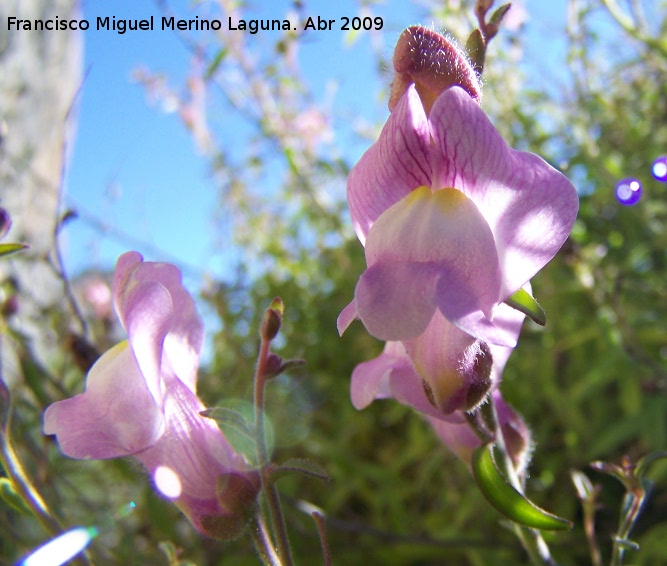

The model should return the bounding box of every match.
[44,252,257,538]
[339,26,578,461]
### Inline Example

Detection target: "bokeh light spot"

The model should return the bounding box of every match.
[20,526,98,566]
[652,156,667,182]
[615,178,642,206]
[154,466,182,499]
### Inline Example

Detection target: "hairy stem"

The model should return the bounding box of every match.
[253,337,293,566]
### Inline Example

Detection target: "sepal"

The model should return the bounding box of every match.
[200,472,260,541]
[0,243,29,257]
[504,287,547,326]
[472,444,572,530]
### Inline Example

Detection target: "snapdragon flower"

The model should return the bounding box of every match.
[44,252,257,538]
[339,28,578,413]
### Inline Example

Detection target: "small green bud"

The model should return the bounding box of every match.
[260,297,284,341]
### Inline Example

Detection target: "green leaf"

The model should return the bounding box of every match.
[0,243,29,257]
[278,358,306,374]
[490,3,512,26]
[465,29,486,75]
[0,478,32,515]
[636,451,667,479]
[270,458,330,483]
[472,445,572,530]
[504,288,547,326]
[200,407,256,441]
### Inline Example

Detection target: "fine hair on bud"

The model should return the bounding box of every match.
[389,25,482,113]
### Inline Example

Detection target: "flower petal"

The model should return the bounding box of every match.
[402,312,491,413]
[337,300,358,336]
[114,252,204,394]
[428,87,579,298]
[355,261,439,341]
[134,375,243,500]
[363,186,502,330]
[121,280,173,407]
[130,372,251,535]
[347,86,432,245]
[427,415,480,464]
[349,341,464,423]
[43,341,165,459]
[350,342,403,409]
[388,361,465,423]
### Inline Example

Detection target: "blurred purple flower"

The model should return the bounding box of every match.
[338,84,578,412]
[44,252,257,538]
[0,207,11,239]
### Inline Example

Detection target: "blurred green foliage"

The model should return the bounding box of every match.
[2,1,667,565]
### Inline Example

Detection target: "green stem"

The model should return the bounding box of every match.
[610,490,644,566]
[253,337,293,566]
[0,431,61,534]
[600,0,667,58]
[250,513,282,566]
[311,511,332,566]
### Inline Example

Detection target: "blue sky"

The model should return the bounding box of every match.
[63,0,569,282]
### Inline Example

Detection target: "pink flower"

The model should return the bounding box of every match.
[349,305,520,418]
[44,252,257,538]
[350,331,532,472]
[338,84,578,412]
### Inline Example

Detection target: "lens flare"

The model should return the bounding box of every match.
[652,156,667,182]
[20,526,98,566]
[615,178,642,206]
[154,465,182,499]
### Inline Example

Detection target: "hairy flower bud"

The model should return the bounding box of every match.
[389,26,481,113]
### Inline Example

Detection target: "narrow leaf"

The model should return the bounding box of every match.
[0,243,29,257]
[490,3,512,26]
[0,478,32,515]
[472,445,572,530]
[271,458,330,483]
[279,358,306,374]
[635,450,667,479]
[612,536,640,551]
[504,287,547,326]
